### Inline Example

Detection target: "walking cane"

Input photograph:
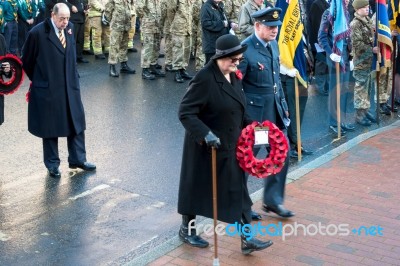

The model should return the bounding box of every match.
[294,77,302,161]
[211,146,220,266]
[335,62,342,139]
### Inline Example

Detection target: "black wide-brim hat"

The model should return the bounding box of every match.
[211,34,248,60]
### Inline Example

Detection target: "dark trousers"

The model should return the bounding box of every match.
[73,22,85,59]
[42,131,86,169]
[4,20,18,54]
[281,74,308,147]
[18,20,33,52]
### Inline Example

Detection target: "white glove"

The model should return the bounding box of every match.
[350,60,354,71]
[330,53,341,63]
[287,68,298,77]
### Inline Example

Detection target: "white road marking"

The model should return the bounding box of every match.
[68,184,110,201]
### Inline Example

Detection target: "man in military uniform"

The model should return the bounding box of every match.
[127,4,137,52]
[238,8,295,218]
[237,0,264,40]
[224,0,244,35]
[161,0,174,72]
[104,0,136,77]
[137,0,165,80]
[191,0,205,71]
[163,0,193,83]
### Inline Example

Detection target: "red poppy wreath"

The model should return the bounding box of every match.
[236,120,289,178]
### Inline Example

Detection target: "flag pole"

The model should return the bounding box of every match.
[336,62,341,138]
[376,2,381,126]
[391,36,397,112]
[211,147,220,266]
[294,76,302,161]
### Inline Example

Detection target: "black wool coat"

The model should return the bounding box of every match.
[178,60,253,224]
[22,19,86,138]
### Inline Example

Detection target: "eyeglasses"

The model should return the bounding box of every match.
[229,57,245,63]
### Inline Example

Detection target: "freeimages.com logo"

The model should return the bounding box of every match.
[188,220,384,241]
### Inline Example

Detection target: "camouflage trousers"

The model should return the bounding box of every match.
[128,15,136,49]
[141,32,161,68]
[353,69,371,109]
[172,35,191,70]
[164,33,173,65]
[83,16,91,51]
[108,30,129,64]
[89,17,110,55]
[373,67,392,104]
[192,28,204,71]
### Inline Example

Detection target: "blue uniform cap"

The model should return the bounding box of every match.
[251,7,282,27]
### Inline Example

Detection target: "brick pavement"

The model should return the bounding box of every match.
[146,125,400,266]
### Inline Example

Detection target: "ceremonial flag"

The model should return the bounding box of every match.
[276,0,308,87]
[373,0,393,72]
[388,0,400,31]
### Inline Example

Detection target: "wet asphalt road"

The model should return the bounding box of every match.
[0,47,399,265]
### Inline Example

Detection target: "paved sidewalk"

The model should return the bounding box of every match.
[132,122,400,266]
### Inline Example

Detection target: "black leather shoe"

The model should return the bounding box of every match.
[120,62,136,74]
[48,167,61,178]
[179,225,209,248]
[340,123,355,131]
[165,64,173,72]
[109,64,119,77]
[251,210,262,221]
[69,162,96,171]
[262,204,295,218]
[175,71,184,83]
[241,237,273,255]
[180,69,194,80]
[365,111,377,123]
[95,54,106,59]
[329,126,346,135]
[77,57,89,63]
[142,68,156,80]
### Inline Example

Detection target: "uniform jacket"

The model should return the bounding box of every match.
[136,0,161,34]
[350,12,373,71]
[64,0,87,24]
[238,34,289,129]
[88,0,107,17]
[104,0,132,31]
[238,0,260,38]
[200,0,229,54]
[17,0,38,21]
[178,60,253,224]
[21,19,86,138]
[163,0,192,36]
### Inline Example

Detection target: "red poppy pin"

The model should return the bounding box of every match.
[257,62,264,71]
[235,69,243,80]
[68,29,72,35]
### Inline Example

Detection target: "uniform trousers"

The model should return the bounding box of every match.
[108,30,129,64]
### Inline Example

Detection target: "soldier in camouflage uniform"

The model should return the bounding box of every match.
[88,0,109,59]
[192,0,205,71]
[137,0,165,80]
[224,0,244,36]
[161,0,174,72]
[162,0,194,83]
[127,3,137,52]
[105,0,136,77]
[238,0,263,41]
[350,0,376,126]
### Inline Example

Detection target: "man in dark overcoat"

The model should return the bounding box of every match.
[21,3,96,177]
[238,8,295,218]
[178,34,273,255]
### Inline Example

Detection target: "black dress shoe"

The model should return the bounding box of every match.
[329,126,346,135]
[48,167,61,178]
[241,237,273,255]
[340,123,355,131]
[251,210,262,221]
[365,111,377,123]
[77,57,89,63]
[262,204,295,218]
[69,162,96,171]
[179,225,209,248]
[180,69,194,80]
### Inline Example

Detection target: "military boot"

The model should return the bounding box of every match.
[142,68,156,80]
[240,223,273,255]
[175,70,184,83]
[355,109,371,126]
[120,62,136,74]
[365,111,377,123]
[178,215,209,248]
[150,64,166,77]
[109,64,119,77]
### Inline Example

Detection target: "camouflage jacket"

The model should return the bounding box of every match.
[238,0,261,37]
[161,0,193,36]
[137,0,162,34]
[350,12,374,71]
[104,0,133,31]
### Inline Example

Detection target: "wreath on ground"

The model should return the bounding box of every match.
[236,120,289,178]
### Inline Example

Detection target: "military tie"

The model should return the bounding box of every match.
[266,42,272,54]
[58,30,66,48]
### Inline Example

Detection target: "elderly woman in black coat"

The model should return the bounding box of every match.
[177,34,273,255]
